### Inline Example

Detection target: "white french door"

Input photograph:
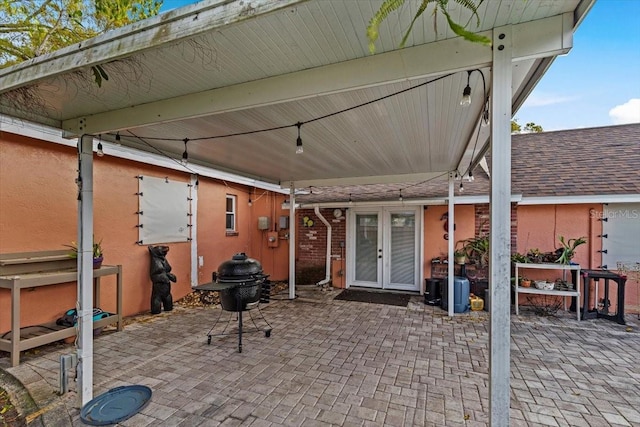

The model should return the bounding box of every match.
[348,207,421,291]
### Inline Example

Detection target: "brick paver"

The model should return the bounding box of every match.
[2,287,639,426]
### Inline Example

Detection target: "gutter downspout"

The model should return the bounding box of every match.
[314,207,332,286]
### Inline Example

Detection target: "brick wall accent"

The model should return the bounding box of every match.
[296,208,347,268]
[474,203,518,253]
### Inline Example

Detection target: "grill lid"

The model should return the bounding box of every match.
[217,253,263,281]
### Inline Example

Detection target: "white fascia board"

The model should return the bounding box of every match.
[0,0,305,93]
[298,199,448,209]
[298,195,525,209]
[61,14,571,136]
[0,115,286,193]
[282,172,447,189]
[519,194,640,205]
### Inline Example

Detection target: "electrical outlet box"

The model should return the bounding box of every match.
[279,215,289,229]
[258,216,270,230]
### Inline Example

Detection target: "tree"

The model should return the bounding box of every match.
[0,0,162,83]
[511,119,544,134]
[367,0,491,53]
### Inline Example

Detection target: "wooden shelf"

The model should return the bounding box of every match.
[0,250,122,366]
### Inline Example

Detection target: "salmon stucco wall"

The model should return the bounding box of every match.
[516,204,638,313]
[423,205,476,280]
[0,132,289,333]
[516,204,600,275]
[196,184,290,284]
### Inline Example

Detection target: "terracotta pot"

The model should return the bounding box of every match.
[521,279,531,288]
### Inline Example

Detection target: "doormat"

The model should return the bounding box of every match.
[333,289,411,307]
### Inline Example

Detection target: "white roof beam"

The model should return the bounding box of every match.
[64,36,492,136]
[61,14,572,136]
[282,172,445,189]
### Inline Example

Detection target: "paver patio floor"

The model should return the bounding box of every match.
[2,288,640,426]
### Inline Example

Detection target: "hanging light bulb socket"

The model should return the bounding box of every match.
[481,107,490,127]
[295,122,304,154]
[468,171,475,182]
[398,189,403,202]
[348,193,353,205]
[115,132,121,142]
[459,183,464,193]
[460,70,472,106]
[181,138,189,166]
[248,197,252,207]
[96,142,104,157]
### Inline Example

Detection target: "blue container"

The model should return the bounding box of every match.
[440,276,470,313]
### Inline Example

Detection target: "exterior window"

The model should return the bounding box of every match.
[226,195,236,232]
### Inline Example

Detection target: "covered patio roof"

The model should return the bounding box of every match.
[0,0,596,423]
[1,0,589,188]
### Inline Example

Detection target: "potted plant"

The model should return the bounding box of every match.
[555,235,587,265]
[454,249,467,265]
[65,237,104,269]
[510,252,529,264]
[520,277,531,288]
[461,234,490,267]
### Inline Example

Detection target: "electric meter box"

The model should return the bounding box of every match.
[258,216,270,230]
[279,215,289,229]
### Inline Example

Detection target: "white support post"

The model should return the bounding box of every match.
[489,25,513,426]
[447,172,455,317]
[190,175,198,287]
[289,183,296,299]
[77,135,94,406]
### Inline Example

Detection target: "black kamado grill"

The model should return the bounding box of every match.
[195,253,272,352]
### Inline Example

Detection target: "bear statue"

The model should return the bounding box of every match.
[148,245,177,314]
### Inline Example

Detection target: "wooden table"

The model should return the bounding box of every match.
[0,250,123,366]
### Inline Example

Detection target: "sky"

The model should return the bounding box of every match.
[160,0,640,132]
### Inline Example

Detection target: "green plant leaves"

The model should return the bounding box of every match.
[91,64,109,87]
[367,0,491,54]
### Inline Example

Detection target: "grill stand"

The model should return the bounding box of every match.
[201,286,272,353]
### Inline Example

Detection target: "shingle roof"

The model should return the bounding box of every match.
[510,123,640,197]
[296,123,640,204]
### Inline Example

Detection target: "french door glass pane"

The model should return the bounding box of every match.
[355,214,378,282]
[390,212,415,284]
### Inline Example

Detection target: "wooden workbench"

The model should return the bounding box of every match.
[0,250,122,367]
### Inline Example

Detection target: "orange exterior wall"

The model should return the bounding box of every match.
[423,205,476,279]
[516,204,600,269]
[0,132,289,333]
[516,204,638,313]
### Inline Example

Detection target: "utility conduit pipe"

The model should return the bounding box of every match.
[314,206,332,286]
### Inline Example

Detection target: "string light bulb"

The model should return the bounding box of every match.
[399,189,403,202]
[459,183,464,193]
[460,70,472,106]
[468,171,475,182]
[181,138,189,166]
[248,197,252,207]
[348,193,353,205]
[96,142,104,157]
[296,122,303,154]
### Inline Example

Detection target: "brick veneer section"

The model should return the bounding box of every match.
[296,208,347,268]
[474,203,518,253]
[297,206,519,269]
